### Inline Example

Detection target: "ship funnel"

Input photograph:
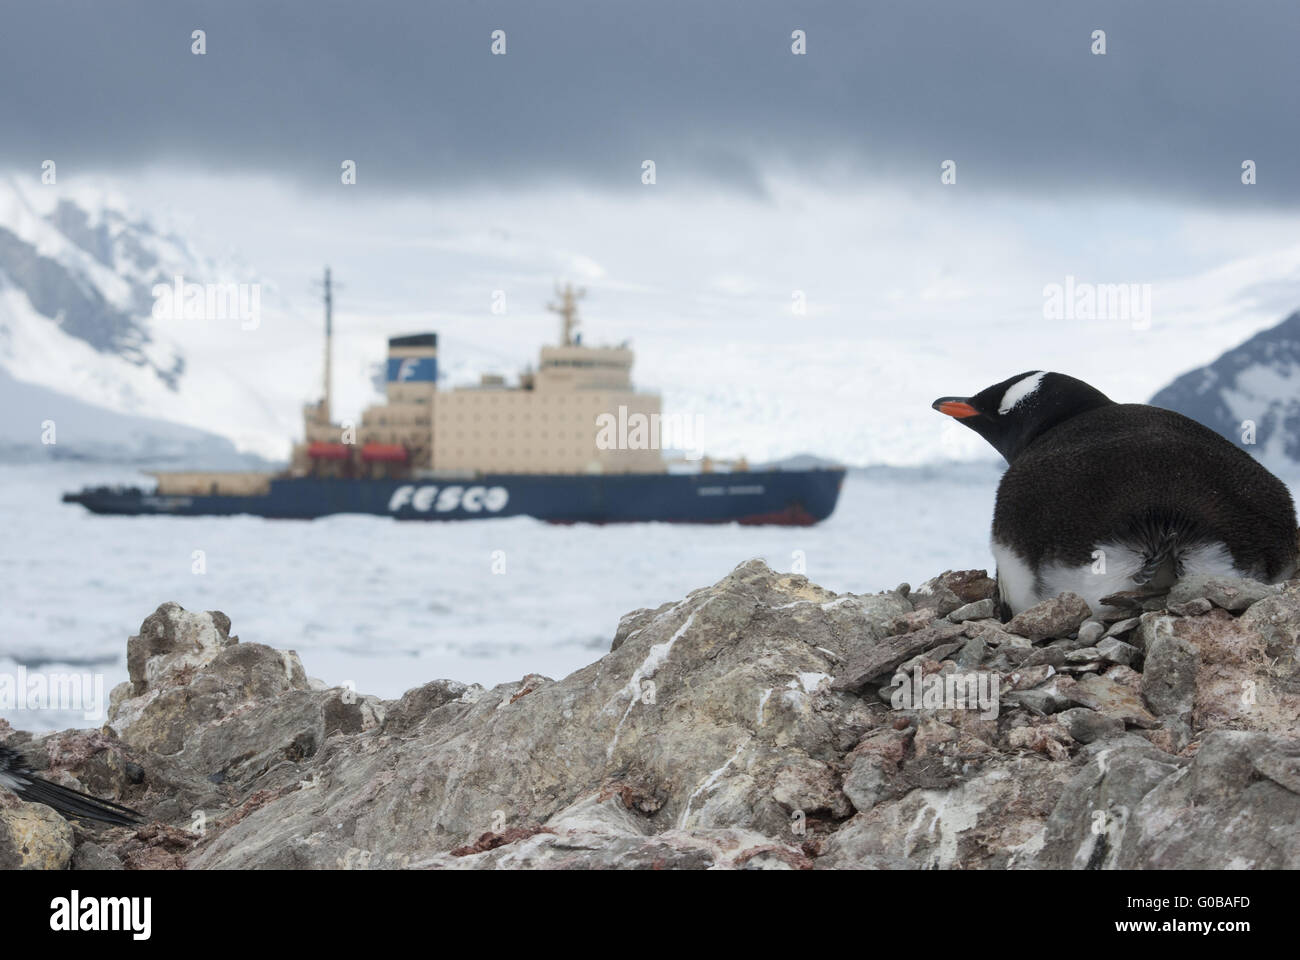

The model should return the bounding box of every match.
[386,333,438,384]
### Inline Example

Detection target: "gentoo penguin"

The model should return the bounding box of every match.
[0,746,142,826]
[933,371,1298,619]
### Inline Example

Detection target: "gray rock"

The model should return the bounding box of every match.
[414,794,806,870]
[1039,730,1300,869]
[1140,621,1199,719]
[1077,620,1105,645]
[1020,636,1090,669]
[1034,739,1184,868]
[1055,707,1125,744]
[891,608,941,634]
[1002,685,1074,717]
[1103,617,1140,639]
[911,570,997,618]
[987,649,1034,673]
[1167,597,1213,617]
[1006,665,1055,690]
[72,841,125,870]
[1096,636,1138,666]
[382,679,476,735]
[1167,575,1279,612]
[0,803,75,870]
[1130,611,1169,652]
[896,640,965,675]
[820,759,1075,869]
[771,756,852,819]
[610,601,675,652]
[839,724,915,815]
[841,755,890,814]
[954,635,988,669]
[1004,593,1092,642]
[833,621,966,691]
[1237,585,1300,660]
[964,620,1031,653]
[1068,673,1159,728]
[948,599,997,623]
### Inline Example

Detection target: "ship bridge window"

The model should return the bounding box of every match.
[543,359,627,369]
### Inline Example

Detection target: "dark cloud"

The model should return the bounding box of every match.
[4,0,1298,205]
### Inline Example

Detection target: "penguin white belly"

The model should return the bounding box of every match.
[992,539,1244,618]
[990,541,1049,616]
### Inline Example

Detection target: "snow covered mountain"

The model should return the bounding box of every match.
[0,364,267,467]
[1149,309,1300,470]
[0,178,317,462]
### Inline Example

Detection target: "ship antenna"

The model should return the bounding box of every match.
[323,266,333,422]
[546,282,586,346]
[310,267,344,423]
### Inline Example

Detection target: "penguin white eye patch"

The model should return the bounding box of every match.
[998,371,1046,414]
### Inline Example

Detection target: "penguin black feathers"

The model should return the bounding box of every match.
[934,371,1298,619]
[0,746,142,827]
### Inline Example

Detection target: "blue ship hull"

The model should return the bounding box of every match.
[62,468,845,525]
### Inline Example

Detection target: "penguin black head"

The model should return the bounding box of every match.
[933,371,1114,463]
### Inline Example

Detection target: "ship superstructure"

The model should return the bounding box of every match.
[289,280,662,482]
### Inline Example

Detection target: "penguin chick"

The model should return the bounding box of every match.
[934,370,1298,618]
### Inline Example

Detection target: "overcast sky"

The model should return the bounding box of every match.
[3,1,1300,463]
[5,0,1298,205]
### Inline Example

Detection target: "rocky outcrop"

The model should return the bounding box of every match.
[3,562,1300,869]
[0,798,75,869]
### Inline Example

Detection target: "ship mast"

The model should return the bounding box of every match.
[322,266,333,422]
[547,283,585,346]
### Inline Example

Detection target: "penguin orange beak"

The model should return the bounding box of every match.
[932,397,980,419]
